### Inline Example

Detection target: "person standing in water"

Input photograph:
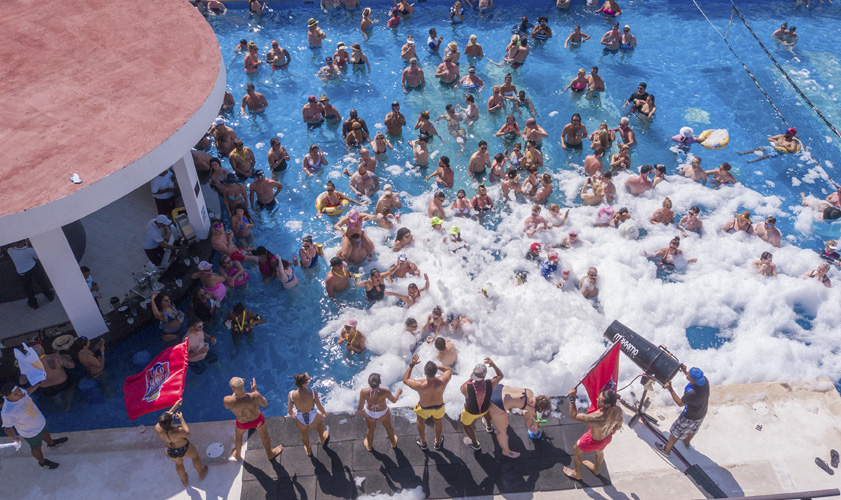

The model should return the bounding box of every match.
[356,373,402,451]
[563,387,623,480]
[155,399,208,486]
[403,353,452,451]
[288,373,330,457]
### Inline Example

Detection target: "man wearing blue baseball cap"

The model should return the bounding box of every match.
[656,365,710,457]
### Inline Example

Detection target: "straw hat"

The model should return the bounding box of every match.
[308,18,318,27]
[52,334,75,351]
[352,43,362,51]
[337,41,346,49]
[734,211,752,222]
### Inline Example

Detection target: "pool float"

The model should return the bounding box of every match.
[315,192,350,216]
[812,220,841,239]
[698,129,729,150]
[775,137,801,154]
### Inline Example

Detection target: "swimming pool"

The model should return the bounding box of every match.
[44,0,841,432]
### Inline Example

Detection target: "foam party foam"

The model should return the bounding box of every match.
[315,173,841,417]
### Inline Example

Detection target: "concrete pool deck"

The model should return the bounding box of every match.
[1,380,839,499]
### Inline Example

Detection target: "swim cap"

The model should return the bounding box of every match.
[547,250,559,261]
[530,242,541,253]
[449,225,460,235]
[348,208,359,221]
[688,367,706,386]
[430,217,443,226]
[680,126,694,138]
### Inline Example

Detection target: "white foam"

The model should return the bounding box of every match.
[357,487,426,500]
[285,220,303,232]
[318,174,841,416]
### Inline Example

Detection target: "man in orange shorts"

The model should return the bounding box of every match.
[563,387,623,480]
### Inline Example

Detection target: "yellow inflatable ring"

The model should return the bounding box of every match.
[315,192,350,216]
[775,137,801,154]
[698,129,729,150]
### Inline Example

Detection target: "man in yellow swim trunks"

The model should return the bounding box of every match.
[460,358,504,451]
[403,353,452,451]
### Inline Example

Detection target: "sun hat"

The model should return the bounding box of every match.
[680,126,694,138]
[471,364,488,382]
[734,211,752,222]
[337,41,346,49]
[352,43,362,50]
[308,18,318,26]
[52,334,75,351]
[319,94,329,102]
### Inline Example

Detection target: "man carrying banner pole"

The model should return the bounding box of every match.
[563,341,624,480]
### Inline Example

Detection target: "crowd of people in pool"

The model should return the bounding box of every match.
[6,0,838,482]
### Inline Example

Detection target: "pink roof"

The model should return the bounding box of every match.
[0,0,221,219]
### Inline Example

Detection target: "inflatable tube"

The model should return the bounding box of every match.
[315,192,350,216]
[775,137,801,154]
[698,129,729,150]
[812,220,841,239]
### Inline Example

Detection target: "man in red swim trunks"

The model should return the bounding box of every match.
[223,377,283,461]
[563,387,623,480]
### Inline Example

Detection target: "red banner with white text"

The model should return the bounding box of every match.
[123,341,189,420]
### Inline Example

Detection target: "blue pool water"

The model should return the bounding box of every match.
[45,0,841,432]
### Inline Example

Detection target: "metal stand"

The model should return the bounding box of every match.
[620,379,659,428]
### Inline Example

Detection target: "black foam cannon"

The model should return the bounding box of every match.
[603,320,682,386]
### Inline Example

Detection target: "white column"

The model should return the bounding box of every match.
[29,228,108,338]
[173,151,210,240]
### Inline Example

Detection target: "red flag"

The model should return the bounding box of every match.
[581,342,620,413]
[123,341,189,420]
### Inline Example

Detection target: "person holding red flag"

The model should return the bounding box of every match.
[563,387,623,480]
[155,399,208,486]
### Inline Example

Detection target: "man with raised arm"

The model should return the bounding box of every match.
[223,377,283,462]
[563,387,624,480]
[403,353,452,451]
[460,358,503,451]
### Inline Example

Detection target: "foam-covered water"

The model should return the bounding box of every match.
[44,1,841,432]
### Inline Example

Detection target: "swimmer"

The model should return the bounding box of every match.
[588,66,606,93]
[226,303,265,337]
[614,116,637,147]
[754,216,781,247]
[388,252,421,279]
[319,95,342,124]
[523,140,543,169]
[560,69,589,95]
[345,122,370,149]
[244,42,262,73]
[531,174,553,203]
[826,185,841,208]
[385,274,430,307]
[801,262,831,288]
[427,28,444,52]
[333,42,349,67]
[495,116,521,144]
[671,126,701,149]
[318,181,363,216]
[450,1,466,23]
[487,86,505,113]
[610,144,631,171]
[738,128,800,162]
[224,377,283,462]
[753,251,776,277]
[548,204,570,228]
[680,156,707,184]
[240,83,267,117]
[460,66,485,92]
[267,138,290,174]
[595,0,622,17]
[644,236,697,267]
[338,318,366,353]
[249,170,282,211]
[357,373,402,451]
[212,118,238,157]
[228,140,255,180]
[653,165,667,187]
[650,197,674,225]
[217,174,247,216]
[349,43,371,71]
[501,169,522,199]
[451,190,472,217]
[622,82,648,112]
[432,336,458,368]
[458,94,480,127]
[288,373,329,457]
[560,230,579,248]
[601,172,617,202]
[580,177,605,206]
[403,353,452,451]
[471,184,495,215]
[306,18,327,47]
[401,35,417,62]
[634,94,656,120]
[678,206,703,235]
[512,38,529,68]
[564,25,591,49]
[524,204,549,236]
[376,184,401,216]
[393,227,415,252]
[317,57,342,80]
[230,204,254,246]
[625,164,654,195]
[563,388,623,480]
[347,163,380,197]
[445,226,469,253]
[521,165,541,197]
[422,306,446,334]
[321,0,341,10]
[325,257,351,299]
[384,101,406,137]
[600,23,621,51]
[772,22,788,40]
[298,235,322,269]
[435,105,467,150]
[435,56,460,86]
[394,0,414,16]
[428,191,447,218]
[620,24,637,50]
[191,261,228,303]
[302,96,325,126]
[499,73,517,100]
[210,219,258,263]
[489,153,508,183]
[266,40,291,71]
[409,136,430,167]
[514,91,536,117]
[509,142,525,168]
[488,384,551,458]
[704,162,737,185]
[414,111,441,142]
[589,125,614,153]
[532,17,552,39]
[464,34,485,59]
[560,113,587,149]
[425,156,455,189]
[343,109,369,136]
[444,41,461,65]
[579,267,599,298]
[721,211,755,235]
[584,147,605,177]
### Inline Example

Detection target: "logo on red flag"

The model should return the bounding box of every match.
[581,342,620,413]
[124,341,189,420]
